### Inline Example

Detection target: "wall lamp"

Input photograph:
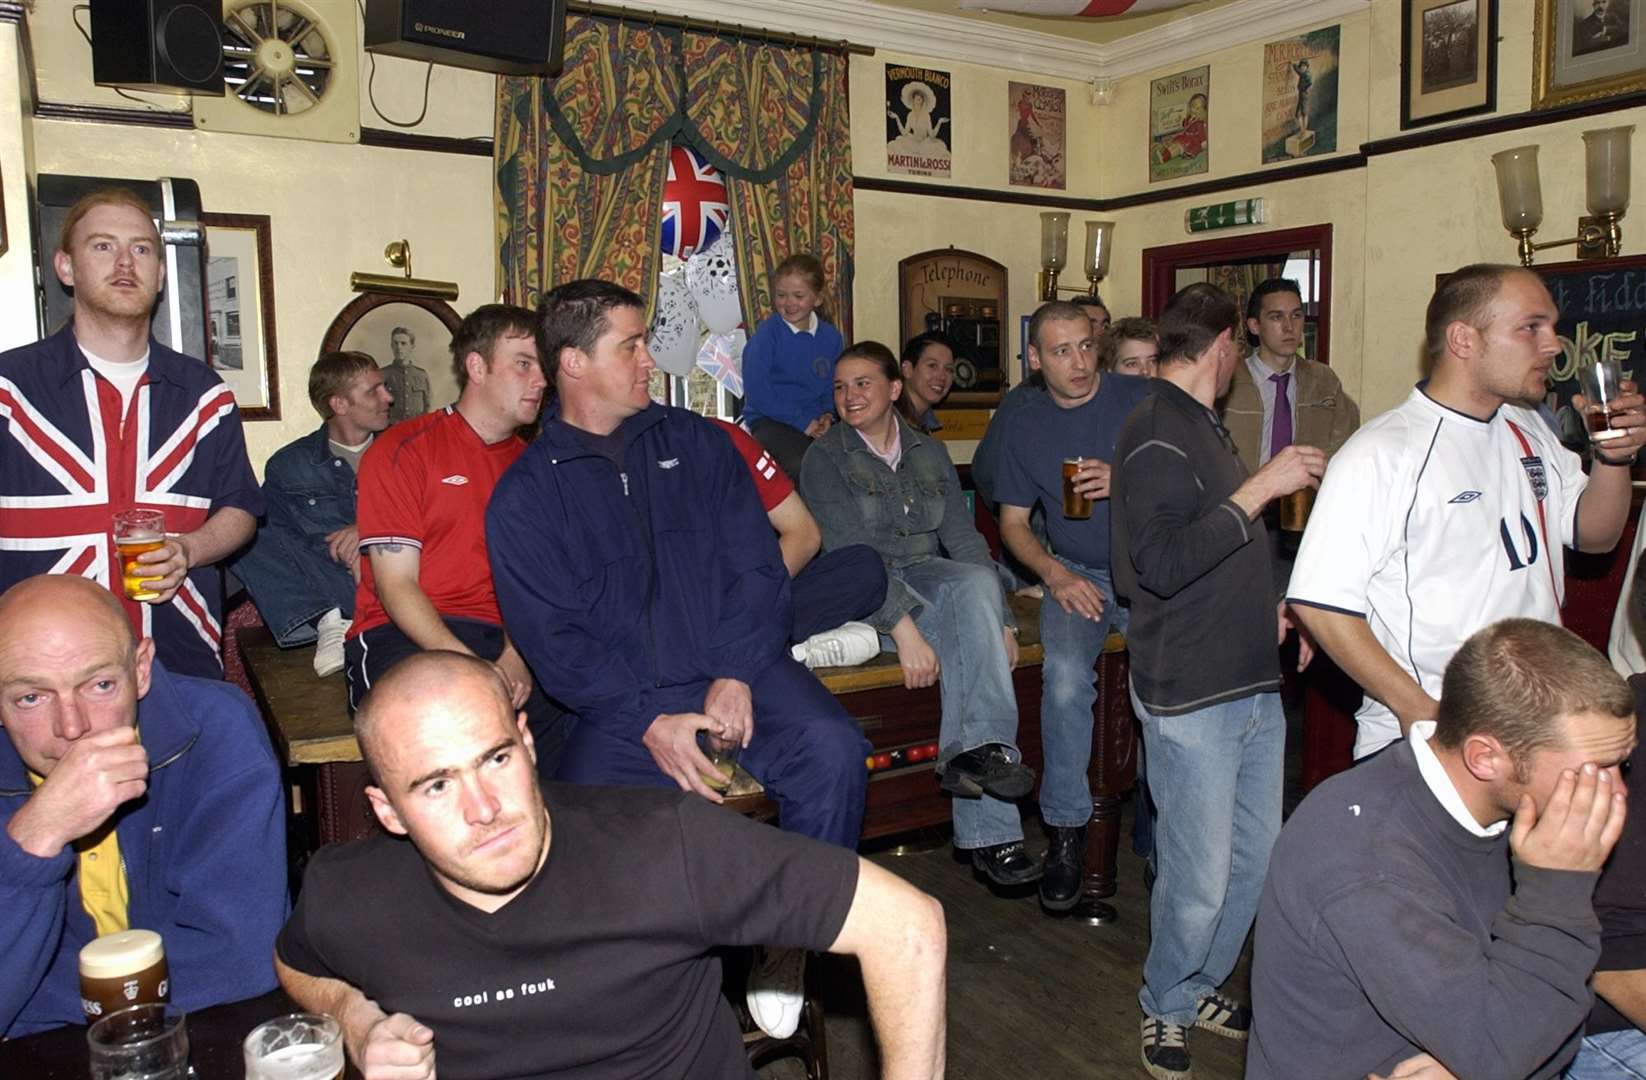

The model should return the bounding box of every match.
[1491,125,1633,266]
[1038,212,1114,302]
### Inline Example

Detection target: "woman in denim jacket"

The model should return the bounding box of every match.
[799,342,1041,888]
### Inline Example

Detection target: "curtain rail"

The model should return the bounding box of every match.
[565,2,874,56]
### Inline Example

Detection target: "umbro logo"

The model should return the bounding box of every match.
[1449,491,1482,504]
[658,458,680,470]
[441,475,469,486]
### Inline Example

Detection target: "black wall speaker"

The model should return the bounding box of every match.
[364,0,567,77]
[89,0,225,95]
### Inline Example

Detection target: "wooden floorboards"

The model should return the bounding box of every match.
[760,807,1254,1080]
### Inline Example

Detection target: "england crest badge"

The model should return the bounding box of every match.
[1520,455,1548,501]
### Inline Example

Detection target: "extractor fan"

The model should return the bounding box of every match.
[193,0,360,143]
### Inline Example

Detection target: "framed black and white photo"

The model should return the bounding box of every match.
[1535,0,1646,108]
[1401,0,1499,128]
[321,293,463,422]
[201,213,280,421]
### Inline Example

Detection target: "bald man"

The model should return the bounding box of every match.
[275,652,947,1080]
[0,575,286,1037]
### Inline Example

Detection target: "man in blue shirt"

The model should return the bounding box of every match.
[234,351,393,675]
[993,300,1151,914]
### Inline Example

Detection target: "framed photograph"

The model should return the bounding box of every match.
[1534,0,1646,109]
[1402,0,1498,128]
[320,293,463,423]
[201,213,279,421]
[1149,66,1210,183]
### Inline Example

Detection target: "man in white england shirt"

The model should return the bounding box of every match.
[1289,264,1646,759]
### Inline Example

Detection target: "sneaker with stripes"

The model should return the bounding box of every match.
[1194,990,1251,1039]
[1140,1015,1191,1080]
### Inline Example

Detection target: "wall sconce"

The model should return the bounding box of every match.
[350,238,460,300]
[1038,213,1115,301]
[1492,125,1633,266]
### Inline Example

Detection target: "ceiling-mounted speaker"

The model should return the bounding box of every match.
[364,0,567,77]
[89,0,225,95]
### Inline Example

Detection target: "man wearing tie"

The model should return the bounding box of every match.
[1218,277,1359,595]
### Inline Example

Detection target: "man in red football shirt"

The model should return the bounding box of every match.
[343,304,569,776]
[709,419,885,668]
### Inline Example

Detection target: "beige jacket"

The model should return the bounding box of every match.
[1220,355,1360,474]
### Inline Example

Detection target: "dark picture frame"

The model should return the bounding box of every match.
[1401,0,1499,129]
[321,293,464,421]
[200,212,280,421]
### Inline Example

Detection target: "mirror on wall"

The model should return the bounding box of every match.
[1142,224,1333,366]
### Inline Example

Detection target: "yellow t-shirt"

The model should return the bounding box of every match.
[27,772,130,937]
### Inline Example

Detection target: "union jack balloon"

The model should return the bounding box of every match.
[660,144,730,261]
[958,0,1198,13]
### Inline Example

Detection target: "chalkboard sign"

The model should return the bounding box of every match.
[1539,254,1646,453]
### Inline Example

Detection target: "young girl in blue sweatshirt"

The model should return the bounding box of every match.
[741,254,845,479]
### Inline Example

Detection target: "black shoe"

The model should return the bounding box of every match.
[969,841,1043,886]
[1194,991,1251,1040]
[938,744,1035,800]
[1140,1015,1192,1080]
[1038,824,1086,911]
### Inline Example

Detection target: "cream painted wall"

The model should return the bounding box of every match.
[14,4,498,472]
[848,50,1102,351]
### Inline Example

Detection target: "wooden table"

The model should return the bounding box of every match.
[0,990,360,1079]
[242,595,1140,910]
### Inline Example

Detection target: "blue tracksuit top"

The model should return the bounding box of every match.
[740,313,844,431]
[487,402,792,744]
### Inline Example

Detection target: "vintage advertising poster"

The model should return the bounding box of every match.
[1262,26,1341,162]
[1149,66,1210,182]
[1007,81,1066,189]
[887,65,952,177]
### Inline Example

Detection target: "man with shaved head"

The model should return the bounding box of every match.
[0,574,286,1037]
[275,651,948,1080]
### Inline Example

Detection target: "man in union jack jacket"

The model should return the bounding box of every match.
[0,188,262,679]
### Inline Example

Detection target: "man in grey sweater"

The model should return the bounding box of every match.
[1248,618,1634,1080]
[1111,283,1323,1080]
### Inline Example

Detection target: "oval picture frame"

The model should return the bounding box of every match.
[321,293,464,424]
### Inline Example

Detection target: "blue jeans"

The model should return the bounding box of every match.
[556,656,870,849]
[234,521,356,646]
[1132,685,1283,1024]
[1567,1030,1646,1078]
[1038,557,1119,828]
[891,557,1024,850]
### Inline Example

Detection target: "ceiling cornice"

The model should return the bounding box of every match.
[601,0,1369,82]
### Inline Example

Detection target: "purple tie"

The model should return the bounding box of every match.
[1269,372,1293,459]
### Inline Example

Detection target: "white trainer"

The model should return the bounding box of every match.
[746,945,806,1039]
[790,621,880,670]
[313,607,351,677]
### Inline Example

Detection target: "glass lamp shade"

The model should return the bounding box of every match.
[1039,211,1070,272]
[1084,220,1115,280]
[1584,125,1633,215]
[1491,145,1544,232]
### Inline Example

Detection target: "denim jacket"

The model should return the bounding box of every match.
[232,426,358,645]
[799,416,995,632]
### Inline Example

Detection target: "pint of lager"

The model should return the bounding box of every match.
[113,509,167,601]
[1279,487,1315,532]
[80,929,169,1022]
[1061,458,1093,520]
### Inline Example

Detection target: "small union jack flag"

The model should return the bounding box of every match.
[660,144,729,261]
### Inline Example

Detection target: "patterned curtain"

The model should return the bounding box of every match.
[495,17,681,309]
[1205,260,1290,329]
[495,19,854,335]
[681,36,855,338]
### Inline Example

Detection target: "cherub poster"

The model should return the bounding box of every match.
[887,65,952,177]
[1262,26,1340,163]
[1007,82,1066,189]
[1149,66,1210,183]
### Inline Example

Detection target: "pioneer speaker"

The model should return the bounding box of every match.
[364,0,566,76]
[89,0,224,95]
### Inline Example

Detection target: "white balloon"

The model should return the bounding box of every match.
[686,235,744,335]
[648,265,700,377]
